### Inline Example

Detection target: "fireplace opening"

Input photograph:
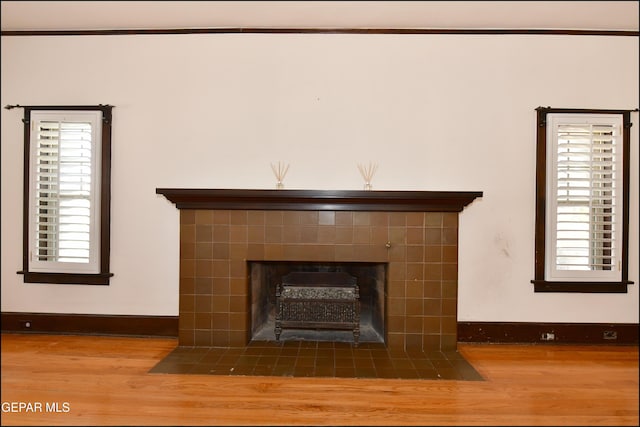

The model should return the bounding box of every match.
[250,261,386,345]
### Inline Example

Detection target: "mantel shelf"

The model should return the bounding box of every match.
[156,188,483,212]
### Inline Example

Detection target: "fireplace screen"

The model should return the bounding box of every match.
[275,272,361,346]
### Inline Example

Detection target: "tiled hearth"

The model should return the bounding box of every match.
[150,339,483,381]
[158,189,482,353]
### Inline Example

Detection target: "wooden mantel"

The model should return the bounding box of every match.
[156,189,483,212]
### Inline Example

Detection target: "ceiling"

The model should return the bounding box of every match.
[1,1,639,32]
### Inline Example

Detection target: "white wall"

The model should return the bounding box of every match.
[1,33,638,322]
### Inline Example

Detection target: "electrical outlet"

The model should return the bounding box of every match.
[603,330,617,340]
[541,332,555,341]
[19,320,32,329]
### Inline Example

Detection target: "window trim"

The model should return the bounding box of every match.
[544,113,623,282]
[17,105,113,285]
[28,110,102,274]
[532,107,633,293]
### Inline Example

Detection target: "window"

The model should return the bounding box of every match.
[532,107,633,293]
[17,105,113,285]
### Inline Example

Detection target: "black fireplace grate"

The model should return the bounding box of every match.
[275,272,361,346]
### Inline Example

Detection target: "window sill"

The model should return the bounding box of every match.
[531,280,633,293]
[18,271,113,285]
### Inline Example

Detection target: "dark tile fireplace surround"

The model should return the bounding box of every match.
[157,189,482,353]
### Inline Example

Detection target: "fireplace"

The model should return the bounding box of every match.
[157,189,482,351]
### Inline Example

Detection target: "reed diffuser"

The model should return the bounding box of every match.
[357,161,378,191]
[270,161,290,189]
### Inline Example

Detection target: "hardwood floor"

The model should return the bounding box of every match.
[1,333,638,426]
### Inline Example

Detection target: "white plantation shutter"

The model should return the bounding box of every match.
[545,114,623,282]
[28,111,102,274]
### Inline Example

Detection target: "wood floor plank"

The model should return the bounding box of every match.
[1,333,637,426]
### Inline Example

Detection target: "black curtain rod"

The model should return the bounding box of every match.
[535,106,639,113]
[5,104,114,110]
